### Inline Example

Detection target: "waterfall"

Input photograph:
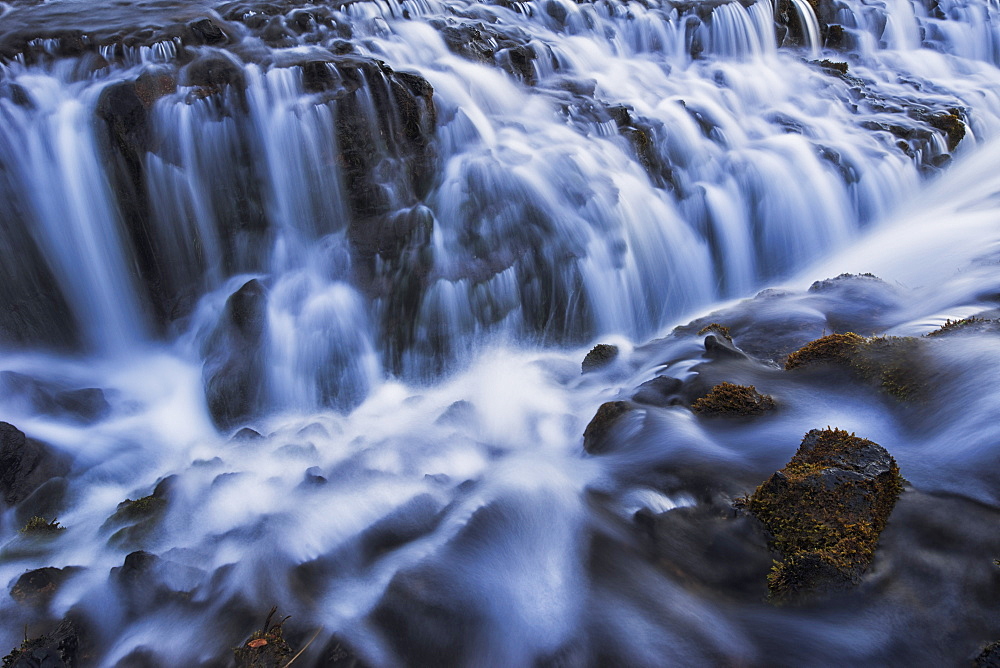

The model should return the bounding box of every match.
[3,0,1000,664]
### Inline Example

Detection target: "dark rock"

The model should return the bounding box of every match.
[1,619,79,668]
[189,18,227,45]
[203,280,269,430]
[314,637,369,667]
[582,401,632,455]
[0,423,71,508]
[358,493,443,564]
[582,343,618,373]
[703,333,748,361]
[183,53,247,93]
[234,607,293,668]
[977,642,1000,667]
[10,567,81,607]
[747,428,903,601]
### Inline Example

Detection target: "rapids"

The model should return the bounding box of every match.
[1,0,1000,664]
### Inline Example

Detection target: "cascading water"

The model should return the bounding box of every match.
[3,0,1000,664]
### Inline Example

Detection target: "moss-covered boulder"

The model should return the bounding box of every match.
[582,343,618,373]
[747,428,903,601]
[692,382,776,417]
[785,333,926,400]
[18,516,64,536]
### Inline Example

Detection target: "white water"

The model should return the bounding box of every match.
[2,0,1000,664]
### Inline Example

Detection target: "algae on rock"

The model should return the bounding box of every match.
[692,382,776,417]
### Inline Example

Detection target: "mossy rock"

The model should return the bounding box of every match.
[102,494,167,549]
[696,323,732,342]
[926,317,1000,338]
[747,428,903,601]
[234,607,294,668]
[2,620,78,668]
[692,383,776,417]
[975,640,1000,667]
[785,333,926,400]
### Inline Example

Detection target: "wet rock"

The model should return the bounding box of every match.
[102,493,168,549]
[231,427,264,441]
[926,317,1000,338]
[358,494,444,565]
[203,279,269,430]
[10,566,81,607]
[0,423,71,508]
[691,382,776,417]
[975,641,1000,667]
[785,332,927,400]
[747,428,903,601]
[188,18,228,45]
[314,636,369,667]
[234,607,293,668]
[182,53,247,95]
[582,343,618,373]
[582,401,633,455]
[631,376,683,407]
[1,619,79,668]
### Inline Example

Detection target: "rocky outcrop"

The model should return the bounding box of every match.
[746,428,903,601]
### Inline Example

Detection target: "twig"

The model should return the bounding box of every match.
[281,627,323,668]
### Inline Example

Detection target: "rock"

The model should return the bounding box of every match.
[975,641,1000,667]
[203,280,269,430]
[785,333,926,400]
[582,401,632,455]
[582,343,618,373]
[102,493,168,549]
[1,619,79,668]
[314,637,369,667]
[0,371,110,423]
[631,375,682,407]
[188,18,227,45]
[747,428,903,601]
[182,53,247,94]
[691,382,776,417]
[10,566,81,606]
[0,423,71,508]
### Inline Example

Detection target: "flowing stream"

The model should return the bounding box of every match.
[2,0,1000,664]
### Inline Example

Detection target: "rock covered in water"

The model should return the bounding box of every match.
[747,428,903,601]
[10,566,81,607]
[582,401,633,455]
[0,371,110,424]
[0,422,70,508]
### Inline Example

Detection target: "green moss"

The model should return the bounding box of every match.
[234,607,293,668]
[697,323,732,342]
[692,382,776,417]
[785,333,926,400]
[925,316,994,337]
[112,495,166,521]
[19,516,65,535]
[747,428,903,601]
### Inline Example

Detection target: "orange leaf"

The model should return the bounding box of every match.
[247,639,268,648]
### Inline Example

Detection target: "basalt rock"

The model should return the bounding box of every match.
[747,428,903,601]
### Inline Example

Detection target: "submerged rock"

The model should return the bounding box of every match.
[747,428,903,601]
[10,566,81,607]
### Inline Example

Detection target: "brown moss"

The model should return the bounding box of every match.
[234,607,293,668]
[697,323,732,342]
[785,333,925,400]
[692,383,776,417]
[925,316,998,337]
[784,332,865,370]
[748,428,903,601]
[582,343,619,373]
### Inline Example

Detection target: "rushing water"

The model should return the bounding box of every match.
[3,0,1000,664]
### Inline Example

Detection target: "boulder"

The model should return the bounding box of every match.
[582,401,632,455]
[581,344,618,373]
[746,428,903,601]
